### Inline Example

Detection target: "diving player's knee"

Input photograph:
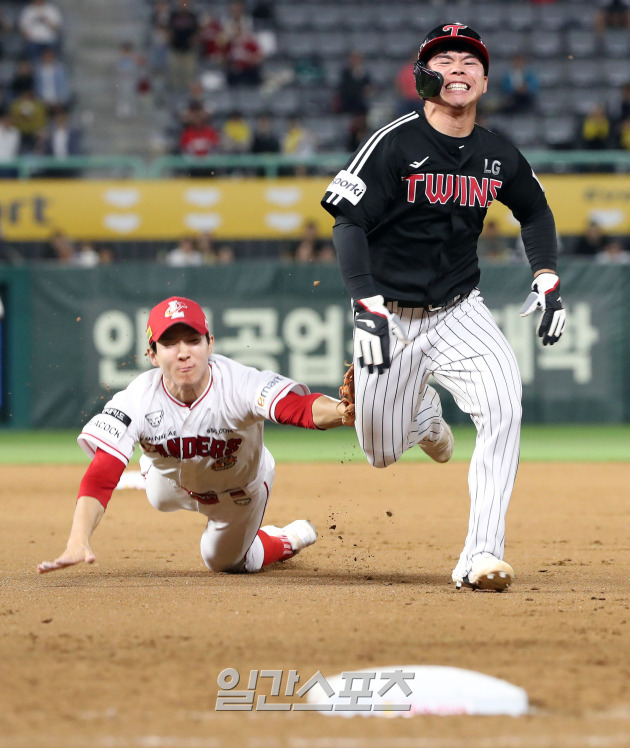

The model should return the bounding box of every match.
[364,449,398,469]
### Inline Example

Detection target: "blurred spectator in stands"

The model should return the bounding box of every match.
[499,54,539,115]
[19,0,63,62]
[594,0,630,35]
[222,1,254,40]
[395,54,421,116]
[572,219,610,257]
[0,109,20,178]
[178,103,220,156]
[283,115,316,175]
[177,80,212,127]
[477,220,512,263]
[10,59,35,102]
[114,42,141,119]
[595,237,630,264]
[335,50,373,115]
[34,48,71,113]
[216,244,235,264]
[291,220,324,263]
[611,82,630,146]
[149,0,171,70]
[251,113,280,153]
[194,231,218,262]
[293,55,325,87]
[198,9,226,64]
[0,10,11,60]
[167,0,200,93]
[580,103,612,149]
[97,246,116,264]
[165,236,204,266]
[42,107,81,158]
[73,241,99,268]
[7,58,35,101]
[224,18,264,87]
[43,229,74,263]
[221,109,252,153]
[346,112,369,152]
[619,116,630,151]
[317,242,336,263]
[9,89,47,154]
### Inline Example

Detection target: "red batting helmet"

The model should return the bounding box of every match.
[418,23,489,73]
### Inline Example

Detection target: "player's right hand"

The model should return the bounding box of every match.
[353,295,410,374]
[38,544,96,573]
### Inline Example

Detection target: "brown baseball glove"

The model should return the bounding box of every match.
[338,363,355,427]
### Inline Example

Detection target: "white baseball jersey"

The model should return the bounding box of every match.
[79,354,309,497]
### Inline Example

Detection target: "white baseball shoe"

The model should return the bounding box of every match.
[453,553,514,592]
[260,520,317,558]
[419,421,454,463]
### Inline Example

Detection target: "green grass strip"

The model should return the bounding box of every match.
[0,425,628,465]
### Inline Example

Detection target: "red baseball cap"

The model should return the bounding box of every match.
[146,296,209,344]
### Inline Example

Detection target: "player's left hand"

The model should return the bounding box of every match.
[519,272,566,346]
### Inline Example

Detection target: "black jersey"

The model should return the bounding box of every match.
[321,110,556,306]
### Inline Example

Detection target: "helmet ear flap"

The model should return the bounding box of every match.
[413,60,444,99]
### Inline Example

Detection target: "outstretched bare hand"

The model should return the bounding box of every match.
[38,544,96,573]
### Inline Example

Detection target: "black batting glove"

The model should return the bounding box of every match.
[519,272,566,346]
[353,295,410,374]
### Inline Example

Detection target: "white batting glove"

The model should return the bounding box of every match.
[519,272,566,346]
[353,295,410,374]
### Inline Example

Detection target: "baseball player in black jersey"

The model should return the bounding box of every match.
[322,23,566,592]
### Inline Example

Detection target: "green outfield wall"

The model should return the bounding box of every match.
[0,260,628,428]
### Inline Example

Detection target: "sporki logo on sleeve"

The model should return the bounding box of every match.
[326,170,367,206]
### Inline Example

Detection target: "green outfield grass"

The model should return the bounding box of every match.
[0,424,628,464]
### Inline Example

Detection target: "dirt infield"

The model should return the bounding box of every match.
[1,461,629,748]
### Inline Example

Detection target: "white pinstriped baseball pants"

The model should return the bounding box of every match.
[353,288,522,579]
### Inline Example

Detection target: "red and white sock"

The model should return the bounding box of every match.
[258,529,294,566]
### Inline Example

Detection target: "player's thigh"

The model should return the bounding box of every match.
[432,293,522,416]
[199,475,274,572]
[143,459,198,512]
[354,334,429,466]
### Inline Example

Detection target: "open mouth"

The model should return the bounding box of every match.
[445,82,470,91]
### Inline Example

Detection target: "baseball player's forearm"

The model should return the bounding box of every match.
[68,496,105,547]
[312,395,346,429]
[38,496,104,573]
[520,205,558,273]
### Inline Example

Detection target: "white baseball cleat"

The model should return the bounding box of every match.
[260,520,317,557]
[453,553,514,592]
[419,421,454,463]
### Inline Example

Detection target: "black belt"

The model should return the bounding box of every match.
[389,292,469,312]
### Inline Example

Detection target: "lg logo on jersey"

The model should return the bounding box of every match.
[484,159,501,175]
[404,173,502,208]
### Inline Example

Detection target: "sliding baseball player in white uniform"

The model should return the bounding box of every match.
[39,296,353,575]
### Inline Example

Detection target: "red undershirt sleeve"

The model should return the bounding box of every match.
[78,448,126,509]
[274,391,324,429]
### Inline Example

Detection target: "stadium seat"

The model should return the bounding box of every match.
[275,4,314,31]
[600,58,630,88]
[529,31,563,59]
[602,30,630,58]
[566,58,603,88]
[542,115,577,148]
[566,30,598,59]
[504,2,535,32]
[505,115,542,148]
